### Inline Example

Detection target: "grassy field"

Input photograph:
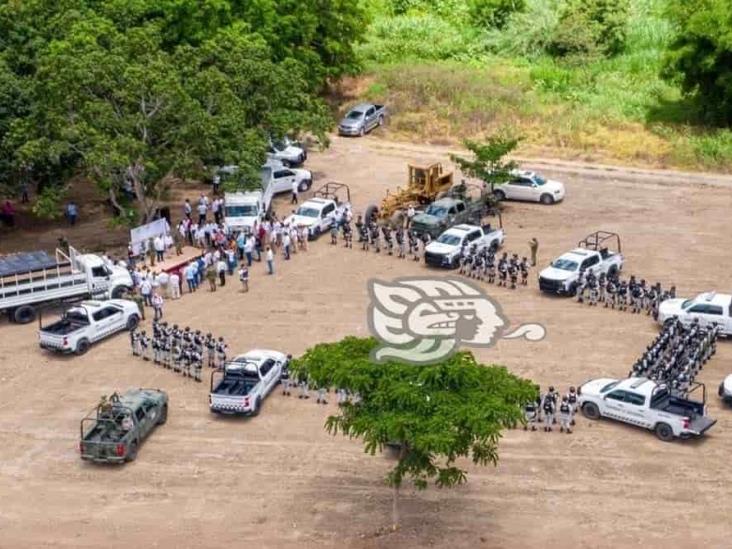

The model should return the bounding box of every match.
[351,0,732,171]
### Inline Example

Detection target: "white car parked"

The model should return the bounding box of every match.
[267,137,306,166]
[657,292,732,335]
[38,299,140,355]
[271,166,312,194]
[493,170,565,205]
[285,197,338,239]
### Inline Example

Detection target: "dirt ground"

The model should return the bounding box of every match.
[2,135,732,548]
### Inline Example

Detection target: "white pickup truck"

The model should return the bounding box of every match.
[578,377,716,442]
[285,197,338,239]
[538,231,624,295]
[657,292,732,336]
[0,246,133,323]
[209,350,289,416]
[424,224,504,269]
[39,299,140,355]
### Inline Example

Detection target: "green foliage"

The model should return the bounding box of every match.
[31,185,67,220]
[469,0,526,30]
[0,0,364,214]
[450,135,520,191]
[291,336,535,525]
[662,0,732,124]
[549,0,630,58]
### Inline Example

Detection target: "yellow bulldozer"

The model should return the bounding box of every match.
[365,163,454,226]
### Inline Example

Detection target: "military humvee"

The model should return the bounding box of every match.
[79,388,168,463]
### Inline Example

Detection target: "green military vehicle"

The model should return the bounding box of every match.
[79,389,168,464]
[410,195,488,239]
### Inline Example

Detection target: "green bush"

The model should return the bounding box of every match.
[469,0,526,29]
[549,0,630,58]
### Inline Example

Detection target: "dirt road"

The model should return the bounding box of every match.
[1,136,732,548]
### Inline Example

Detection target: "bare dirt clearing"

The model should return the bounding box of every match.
[1,136,732,548]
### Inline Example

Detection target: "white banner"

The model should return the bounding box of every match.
[130,218,170,255]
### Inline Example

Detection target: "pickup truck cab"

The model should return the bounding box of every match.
[272,166,312,194]
[410,197,485,239]
[493,170,566,205]
[338,103,386,136]
[424,224,505,269]
[285,197,339,239]
[267,136,306,166]
[39,299,140,355]
[209,350,289,415]
[578,377,716,442]
[658,292,732,336]
[80,389,168,463]
[539,232,624,295]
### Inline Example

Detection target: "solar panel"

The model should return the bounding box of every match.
[0,251,58,277]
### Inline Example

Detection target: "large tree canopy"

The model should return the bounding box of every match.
[291,337,536,529]
[0,0,367,221]
[663,0,732,125]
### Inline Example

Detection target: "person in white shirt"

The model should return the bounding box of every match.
[282,231,291,260]
[197,201,207,224]
[266,246,274,275]
[157,270,170,298]
[169,271,180,299]
[151,292,164,320]
[140,278,152,307]
[244,235,255,266]
[216,258,227,286]
[153,235,165,262]
[407,204,416,227]
[291,180,299,204]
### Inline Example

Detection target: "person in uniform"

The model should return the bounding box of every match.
[523,400,539,431]
[192,340,203,382]
[130,325,139,356]
[281,360,292,396]
[520,257,529,286]
[542,394,555,432]
[181,343,192,378]
[205,333,216,368]
[566,386,578,426]
[330,221,338,246]
[497,254,508,287]
[558,396,572,434]
[139,330,150,361]
[216,337,228,370]
[396,228,406,259]
[508,260,518,290]
[315,380,328,405]
[297,370,310,399]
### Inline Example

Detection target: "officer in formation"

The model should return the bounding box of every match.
[456,246,529,289]
[129,320,229,383]
[558,396,573,434]
[629,318,718,395]
[576,270,674,318]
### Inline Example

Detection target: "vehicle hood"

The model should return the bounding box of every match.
[580,378,618,397]
[412,213,444,226]
[659,298,685,315]
[539,266,575,281]
[425,242,458,255]
[339,117,363,127]
[545,179,565,193]
[285,214,317,228]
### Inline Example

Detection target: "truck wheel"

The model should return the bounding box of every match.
[126,441,138,462]
[158,404,168,425]
[493,190,506,202]
[568,282,578,296]
[359,126,365,137]
[252,398,262,417]
[654,422,674,442]
[111,286,128,299]
[540,194,554,205]
[13,305,36,324]
[582,402,601,420]
[378,115,384,127]
[299,180,311,192]
[607,266,618,278]
[126,315,140,331]
[75,339,90,355]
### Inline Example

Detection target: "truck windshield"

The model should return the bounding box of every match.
[226,205,258,217]
[436,234,461,246]
[346,111,363,119]
[534,175,547,185]
[424,205,447,217]
[295,207,319,218]
[552,259,578,271]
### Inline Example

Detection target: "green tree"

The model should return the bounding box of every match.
[549,0,629,58]
[663,0,732,124]
[291,337,536,529]
[468,0,525,30]
[449,134,520,193]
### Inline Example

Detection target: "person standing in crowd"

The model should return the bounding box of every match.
[236,231,246,261]
[266,246,274,275]
[282,229,291,260]
[238,263,249,293]
[212,173,221,196]
[65,201,78,226]
[152,292,164,321]
[529,237,539,267]
[225,246,236,275]
[185,262,197,293]
[197,199,207,225]
[140,276,153,307]
[206,263,217,292]
[216,256,227,287]
[153,234,165,262]
[169,270,181,300]
[183,199,192,220]
[157,269,170,298]
[407,204,415,228]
